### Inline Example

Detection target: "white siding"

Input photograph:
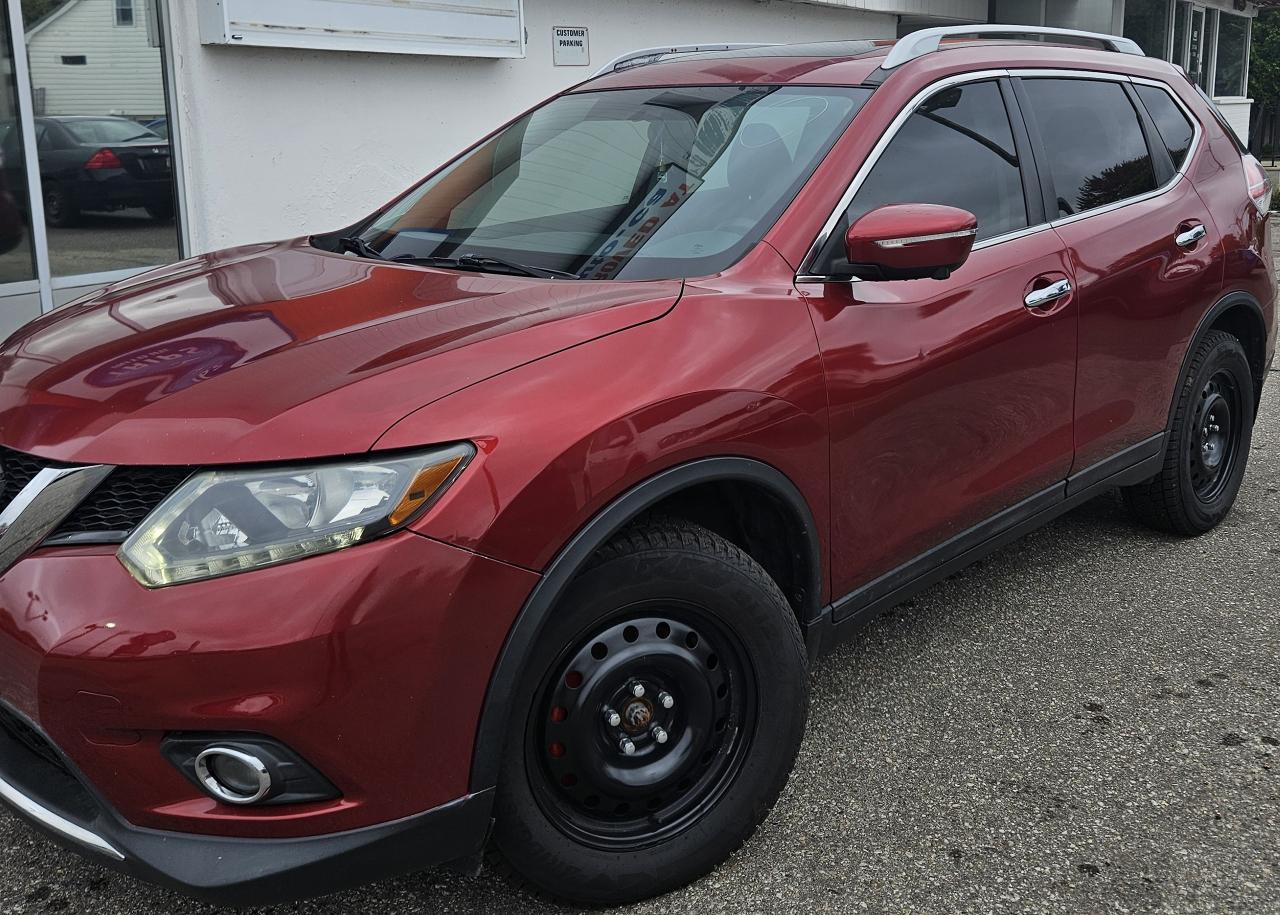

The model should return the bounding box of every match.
[1215,97,1252,144]
[27,0,166,118]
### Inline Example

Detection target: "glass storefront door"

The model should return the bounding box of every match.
[0,0,182,336]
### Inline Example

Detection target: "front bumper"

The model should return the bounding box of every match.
[0,707,494,905]
[0,530,538,900]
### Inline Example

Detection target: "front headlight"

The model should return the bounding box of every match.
[119,443,474,587]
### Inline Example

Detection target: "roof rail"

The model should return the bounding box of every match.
[593,43,774,77]
[881,25,1144,70]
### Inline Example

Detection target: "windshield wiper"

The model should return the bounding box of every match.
[338,235,386,260]
[392,252,577,280]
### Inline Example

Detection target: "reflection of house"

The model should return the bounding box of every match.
[26,0,164,119]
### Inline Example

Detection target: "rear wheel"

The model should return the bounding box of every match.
[491,521,807,906]
[42,184,77,228]
[1122,330,1254,535]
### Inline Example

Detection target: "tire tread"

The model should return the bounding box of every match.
[1122,330,1251,535]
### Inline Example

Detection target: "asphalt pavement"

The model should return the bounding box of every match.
[0,209,180,285]
[0,313,1278,915]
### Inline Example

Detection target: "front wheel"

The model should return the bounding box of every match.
[491,521,808,906]
[1122,329,1254,535]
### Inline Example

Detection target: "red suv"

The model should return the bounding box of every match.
[0,27,1272,907]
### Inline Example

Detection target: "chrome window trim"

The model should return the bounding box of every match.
[796,68,1203,282]
[0,771,124,860]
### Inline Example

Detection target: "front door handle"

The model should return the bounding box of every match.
[1175,223,1207,248]
[1024,278,1072,309]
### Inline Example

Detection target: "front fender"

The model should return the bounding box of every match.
[374,320,829,576]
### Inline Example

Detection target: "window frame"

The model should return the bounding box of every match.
[797,68,1204,283]
[115,0,134,27]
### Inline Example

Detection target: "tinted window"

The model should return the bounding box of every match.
[1021,79,1156,217]
[1135,84,1195,168]
[814,80,1026,273]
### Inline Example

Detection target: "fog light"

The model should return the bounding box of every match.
[163,733,340,806]
[194,747,272,805]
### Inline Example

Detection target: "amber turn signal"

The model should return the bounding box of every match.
[389,456,465,526]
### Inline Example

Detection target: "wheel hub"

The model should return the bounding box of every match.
[619,694,655,734]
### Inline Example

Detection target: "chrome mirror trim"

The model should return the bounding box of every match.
[873,227,978,248]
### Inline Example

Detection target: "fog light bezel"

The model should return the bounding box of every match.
[194,747,273,805]
[162,732,341,807]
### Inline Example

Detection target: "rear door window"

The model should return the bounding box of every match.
[1020,78,1157,217]
[1134,84,1196,169]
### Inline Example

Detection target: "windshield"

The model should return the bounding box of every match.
[337,85,869,280]
[62,118,160,144]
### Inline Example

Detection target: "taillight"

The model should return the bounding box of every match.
[84,148,123,170]
[1243,154,1273,215]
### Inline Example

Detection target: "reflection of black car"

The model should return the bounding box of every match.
[1,116,174,227]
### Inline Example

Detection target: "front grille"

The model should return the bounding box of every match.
[0,447,188,542]
[0,705,69,777]
[53,465,191,537]
[0,448,71,508]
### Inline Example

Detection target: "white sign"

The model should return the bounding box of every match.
[196,0,526,59]
[553,26,589,66]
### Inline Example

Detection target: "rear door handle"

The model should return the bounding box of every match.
[1175,223,1207,248]
[1024,278,1072,309]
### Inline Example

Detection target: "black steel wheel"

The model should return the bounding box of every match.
[528,606,754,849]
[492,521,807,906]
[1123,329,1255,535]
[1186,369,1243,503]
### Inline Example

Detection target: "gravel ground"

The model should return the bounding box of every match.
[1,314,1278,914]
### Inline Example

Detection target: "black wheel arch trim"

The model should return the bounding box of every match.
[1171,290,1268,422]
[468,456,822,792]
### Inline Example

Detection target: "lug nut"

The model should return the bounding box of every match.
[619,738,636,756]
[651,725,668,744]
[603,708,621,727]
[658,691,674,709]
[631,683,645,698]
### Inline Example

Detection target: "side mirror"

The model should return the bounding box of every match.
[844,203,978,281]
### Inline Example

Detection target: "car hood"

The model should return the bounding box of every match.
[0,238,681,465]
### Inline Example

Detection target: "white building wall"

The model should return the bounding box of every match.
[27,0,166,118]
[164,0,897,255]
[1216,98,1253,143]
[794,0,986,18]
